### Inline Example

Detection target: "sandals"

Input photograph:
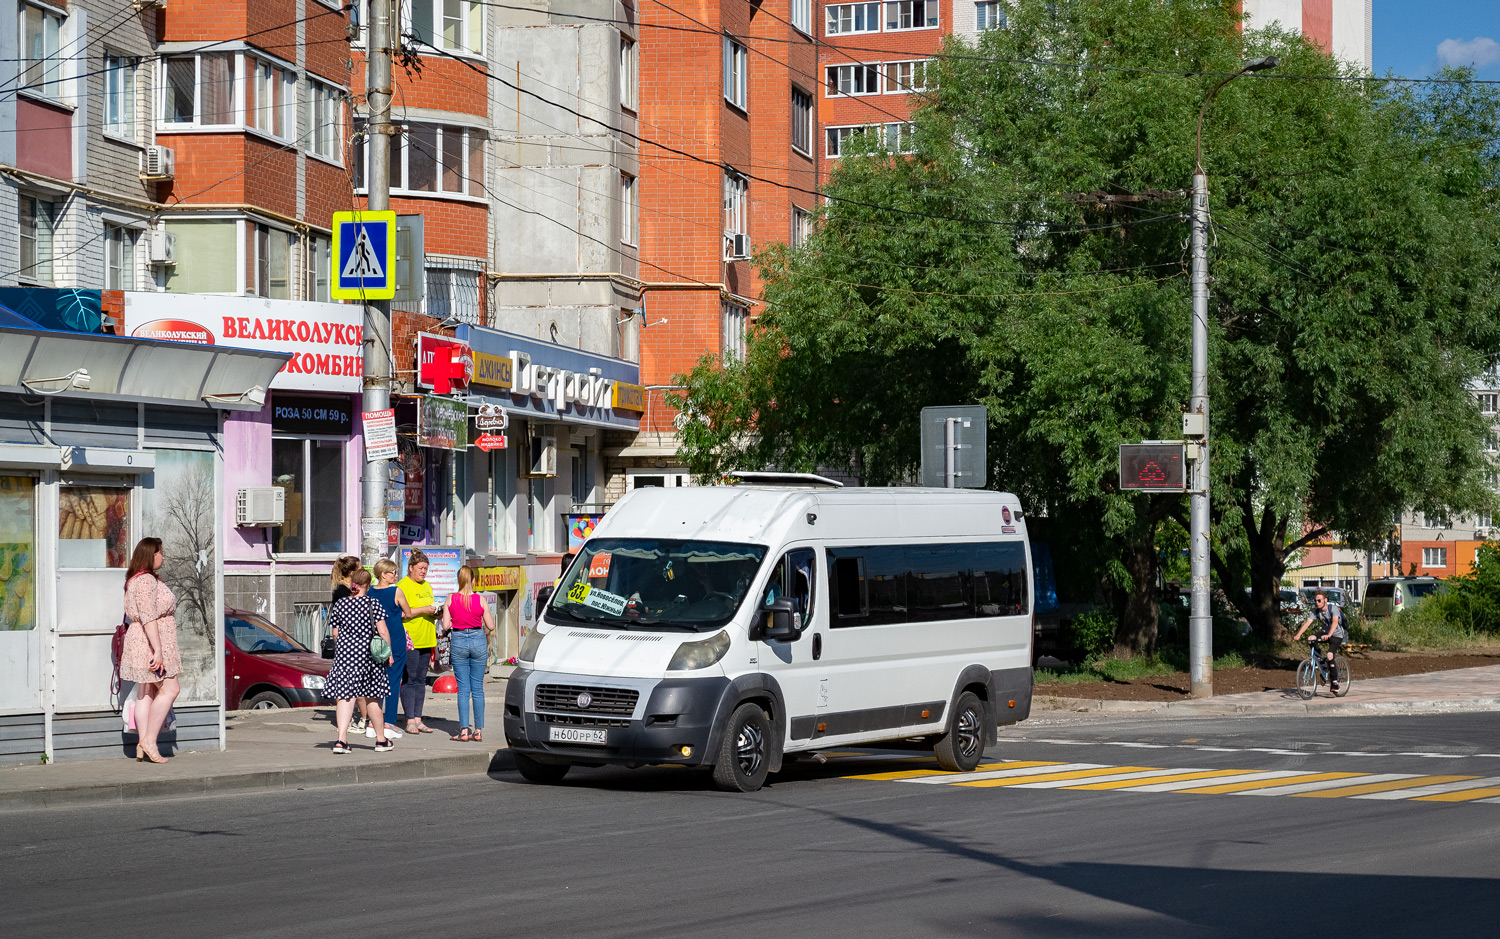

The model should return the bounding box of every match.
[373,739,394,752]
[452,728,473,741]
[472,729,483,743]
[333,740,350,754]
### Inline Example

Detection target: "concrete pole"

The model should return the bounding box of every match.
[360,0,394,565]
[1188,171,1212,698]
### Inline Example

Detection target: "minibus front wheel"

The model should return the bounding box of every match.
[933,691,986,772]
[711,702,772,792]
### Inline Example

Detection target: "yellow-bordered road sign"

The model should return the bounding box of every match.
[331,210,397,299]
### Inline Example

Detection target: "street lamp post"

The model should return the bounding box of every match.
[1186,56,1277,699]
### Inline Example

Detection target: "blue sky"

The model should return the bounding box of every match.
[1374,0,1500,81]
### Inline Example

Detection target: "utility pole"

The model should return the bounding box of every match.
[1187,56,1277,698]
[360,0,395,565]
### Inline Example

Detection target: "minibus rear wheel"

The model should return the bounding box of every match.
[712,702,772,792]
[933,691,985,773]
[514,752,570,784]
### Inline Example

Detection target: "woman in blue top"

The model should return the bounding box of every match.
[368,559,408,738]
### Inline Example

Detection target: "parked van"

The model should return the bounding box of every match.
[1362,577,1444,619]
[502,478,1034,792]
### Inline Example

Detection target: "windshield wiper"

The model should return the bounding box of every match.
[551,606,621,628]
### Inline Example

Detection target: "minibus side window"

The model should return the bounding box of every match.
[907,544,973,621]
[763,548,816,632]
[831,555,867,619]
[973,542,1028,617]
[827,545,906,627]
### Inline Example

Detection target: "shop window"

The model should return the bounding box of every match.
[570,445,593,506]
[58,487,130,569]
[0,477,38,631]
[272,438,346,554]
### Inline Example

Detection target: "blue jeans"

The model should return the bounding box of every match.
[382,650,406,725]
[450,629,488,730]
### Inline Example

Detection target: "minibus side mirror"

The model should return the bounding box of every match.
[752,598,800,642]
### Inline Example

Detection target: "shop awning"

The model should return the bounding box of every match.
[0,323,290,411]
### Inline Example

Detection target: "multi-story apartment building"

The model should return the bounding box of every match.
[1239,0,1373,72]
[617,0,818,491]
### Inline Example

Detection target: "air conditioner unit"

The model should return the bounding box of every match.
[527,435,557,478]
[236,487,286,527]
[148,228,176,265]
[140,145,175,179]
[725,232,749,260]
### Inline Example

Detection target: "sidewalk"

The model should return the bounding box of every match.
[0,683,516,813]
[1035,663,1500,718]
[6,667,1500,812]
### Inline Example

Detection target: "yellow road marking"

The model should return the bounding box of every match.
[1175,772,1365,794]
[959,766,1157,788]
[1415,787,1500,803]
[1064,769,1250,790]
[847,761,1055,782]
[1294,775,1477,798]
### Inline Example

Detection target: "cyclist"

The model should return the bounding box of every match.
[1292,589,1347,693]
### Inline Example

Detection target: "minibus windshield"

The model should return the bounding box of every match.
[547,539,768,631]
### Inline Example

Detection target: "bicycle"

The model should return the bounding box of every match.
[1296,640,1351,700]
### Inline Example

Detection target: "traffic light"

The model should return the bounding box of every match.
[1118,443,1186,492]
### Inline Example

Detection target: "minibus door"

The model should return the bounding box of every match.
[757,547,825,742]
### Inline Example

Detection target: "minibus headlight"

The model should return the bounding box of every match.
[518,626,547,664]
[667,630,731,670]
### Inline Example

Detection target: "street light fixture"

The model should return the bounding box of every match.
[1186,55,1277,699]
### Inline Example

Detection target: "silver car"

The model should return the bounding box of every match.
[1362,577,1443,619]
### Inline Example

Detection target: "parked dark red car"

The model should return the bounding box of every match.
[225,608,331,710]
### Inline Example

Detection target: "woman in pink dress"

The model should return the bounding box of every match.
[121,537,181,764]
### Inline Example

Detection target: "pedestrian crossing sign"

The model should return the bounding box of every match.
[331,210,397,299]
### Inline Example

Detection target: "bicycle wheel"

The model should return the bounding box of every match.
[1296,660,1317,700]
[1334,655,1351,697]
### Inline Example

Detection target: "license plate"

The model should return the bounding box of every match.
[548,725,607,745]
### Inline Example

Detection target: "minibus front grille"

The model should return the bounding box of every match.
[539,713,632,728]
[534,683,639,716]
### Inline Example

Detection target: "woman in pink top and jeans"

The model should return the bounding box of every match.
[442,566,496,741]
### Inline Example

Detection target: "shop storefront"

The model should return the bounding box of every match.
[0,320,287,764]
[123,294,367,659]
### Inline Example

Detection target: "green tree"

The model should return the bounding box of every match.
[673,0,1500,645]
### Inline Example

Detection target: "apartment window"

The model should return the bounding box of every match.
[1488,431,1499,453]
[161,53,235,126]
[791,88,814,154]
[19,196,55,284]
[1479,393,1499,414]
[827,125,868,158]
[976,1,1006,30]
[723,37,748,110]
[305,80,343,162]
[410,0,484,55]
[827,123,911,157]
[884,121,915,153]
[306,235,331,302]
[827,64,880,96]
[105,225,137,291]
[724,172,748,237]
[271,437,345,554]
[621,174,638,245]
[1423,511,1451,530]
[254,224,293,299]
[20,3,64,97]
[620,38,638,111]
[104,54,138,139]
[246,56,295,140]
[887,60,931,93]
[357,121,485,197]
[722,302,748,362]
[1422,547,1448,569]
[1477,511,1494,530]
[791,206,811,249]
[790,0,812,34]
[886,0,938,30]
[826,2,880,35]
[425,264,483,324]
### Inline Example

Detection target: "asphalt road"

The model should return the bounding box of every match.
[6,713,1500,939]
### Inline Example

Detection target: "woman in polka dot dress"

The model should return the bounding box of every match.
[324,569,394,753]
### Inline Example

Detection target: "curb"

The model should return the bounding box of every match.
[0,749,516,814]
[1034,694,1500,718]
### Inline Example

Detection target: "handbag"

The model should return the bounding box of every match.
[321,633,337,659]
[370,636,392,663]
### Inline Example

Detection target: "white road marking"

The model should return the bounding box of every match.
[1010,738,1495,760]
[1236,773,1421,796]
[1351,776,1500,800]
[907,762,1105,785]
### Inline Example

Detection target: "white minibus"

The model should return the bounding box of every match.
[502,476,1034,792]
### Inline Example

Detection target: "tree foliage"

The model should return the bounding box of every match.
[672,0,1500,643]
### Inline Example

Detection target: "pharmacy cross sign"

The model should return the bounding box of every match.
[331,210,397,300]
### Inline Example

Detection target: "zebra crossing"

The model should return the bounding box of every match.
[847,759,1500,803]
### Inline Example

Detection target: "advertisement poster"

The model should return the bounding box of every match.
[0,476,36,631]
[399,545,463,601]
[566,513,604,551]
[363,408,398,461]
[418,395,468,451]
[140,450,218,703]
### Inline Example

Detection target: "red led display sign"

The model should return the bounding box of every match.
[1118,443,1187,492]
